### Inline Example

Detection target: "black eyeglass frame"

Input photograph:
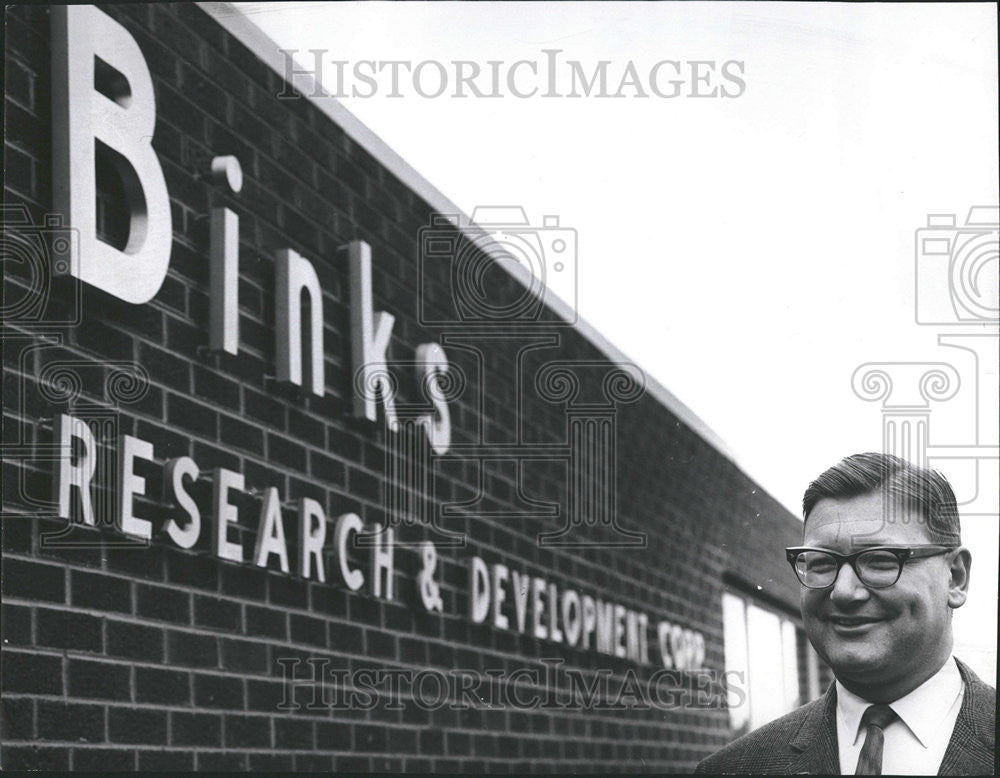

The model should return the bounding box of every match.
[784,545,958,589]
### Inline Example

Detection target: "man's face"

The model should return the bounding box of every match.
[800,490,959,696]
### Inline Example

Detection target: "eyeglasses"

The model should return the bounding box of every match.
[785,545,957,589]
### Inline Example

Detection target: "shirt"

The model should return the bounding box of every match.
[836,655,964,775]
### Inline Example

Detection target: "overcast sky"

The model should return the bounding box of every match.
[225,1,998,679]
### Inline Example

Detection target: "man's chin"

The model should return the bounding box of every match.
[816,638,889,681]
[829,655,888,682]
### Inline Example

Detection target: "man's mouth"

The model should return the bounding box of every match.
[827,615,883,632]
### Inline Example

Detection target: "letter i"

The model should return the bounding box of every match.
[209,156,243,354]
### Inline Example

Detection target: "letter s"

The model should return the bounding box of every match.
[720,60,746,98]
[415,343,452,455]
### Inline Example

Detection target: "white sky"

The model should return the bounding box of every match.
[228,2,998,680]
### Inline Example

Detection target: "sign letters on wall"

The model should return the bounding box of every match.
[48,4,706,671]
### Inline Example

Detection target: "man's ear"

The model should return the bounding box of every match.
[947,547,972,609]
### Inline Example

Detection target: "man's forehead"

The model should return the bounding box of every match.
[803,493,930,545]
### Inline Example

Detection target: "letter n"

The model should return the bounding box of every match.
[275,248,325,396]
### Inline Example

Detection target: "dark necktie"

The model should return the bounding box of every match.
[855,703,898,775]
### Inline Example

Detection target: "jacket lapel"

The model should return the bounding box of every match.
[782,659,995,775]
[787,684,840,774]
[937,660,995,776]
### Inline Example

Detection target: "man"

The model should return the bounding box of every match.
[697,453,995,775]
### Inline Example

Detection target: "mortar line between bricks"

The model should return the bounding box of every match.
[19,553,711,635]
[4,640,733,723]
[13,585,668,658]
[156,92,364,232]
[0,712,720,743]
[160,76,318,189]
[4,679,733,735]
[10,625,703,688]
[4,469,725,602]
[7,383,715,587]
[3,137,47,165]
[2,739,419,752]
[3,548,721,641]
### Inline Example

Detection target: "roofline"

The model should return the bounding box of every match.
[196,1,741,465]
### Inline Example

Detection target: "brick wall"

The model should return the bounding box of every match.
[2,3,804,771]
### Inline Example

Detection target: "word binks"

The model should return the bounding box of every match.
[50,5,451,454]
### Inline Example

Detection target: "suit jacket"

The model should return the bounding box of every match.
[695,659,995,775]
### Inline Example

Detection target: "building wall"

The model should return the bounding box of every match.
[2,3,806,771]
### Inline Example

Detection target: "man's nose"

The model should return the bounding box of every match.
[829,560,870,603]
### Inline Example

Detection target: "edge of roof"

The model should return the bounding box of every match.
[195,1,742,467]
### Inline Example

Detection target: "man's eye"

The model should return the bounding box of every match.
[861,553,898,570]
[803,556,835,572]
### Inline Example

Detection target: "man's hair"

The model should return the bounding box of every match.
[802,452,961,544]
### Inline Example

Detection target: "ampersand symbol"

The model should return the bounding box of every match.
[417,541,443,613]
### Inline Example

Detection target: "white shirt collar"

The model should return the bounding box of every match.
[836,654,963,748]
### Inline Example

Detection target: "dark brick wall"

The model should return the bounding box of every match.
[2,3,804,771]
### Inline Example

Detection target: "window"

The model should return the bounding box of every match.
[722,591,824,734]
